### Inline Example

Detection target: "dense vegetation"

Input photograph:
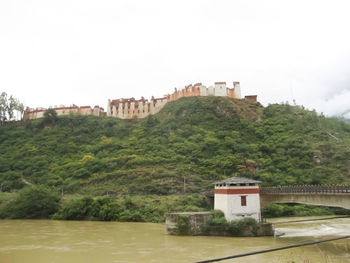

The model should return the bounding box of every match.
[0,96,349,220]
[262,203,350,218]
[0,186,208,221]
[0,185,60,219]
[202,210,259,236]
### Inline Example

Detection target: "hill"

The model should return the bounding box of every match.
[1,96,350,198]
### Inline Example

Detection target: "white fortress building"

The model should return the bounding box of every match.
[107,81,257,119]
[23,81,258,120]
[23,105,105,120]
[214,177,262,222]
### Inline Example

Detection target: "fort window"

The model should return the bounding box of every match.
[241,196,247,206]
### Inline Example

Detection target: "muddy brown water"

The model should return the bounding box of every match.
[0,217,349,262]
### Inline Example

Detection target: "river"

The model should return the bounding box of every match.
[0,217,349,263]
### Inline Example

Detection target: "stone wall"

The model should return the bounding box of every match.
[166,212,213,235]
[165,212,274,236]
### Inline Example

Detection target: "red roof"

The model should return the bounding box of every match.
[26,109,45,113]
[55,106,78,110]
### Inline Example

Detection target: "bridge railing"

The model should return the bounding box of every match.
[260,185,350,194]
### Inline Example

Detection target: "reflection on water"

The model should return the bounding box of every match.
[0,217,349,263]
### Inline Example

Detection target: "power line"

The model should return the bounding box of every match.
[195,235,350,263]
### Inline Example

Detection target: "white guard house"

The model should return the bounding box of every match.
[214,177,261,222]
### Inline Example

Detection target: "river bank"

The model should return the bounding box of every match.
[1,188,348,223]
[1,217,349,263]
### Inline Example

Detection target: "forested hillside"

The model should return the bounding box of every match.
[1,96,350,197]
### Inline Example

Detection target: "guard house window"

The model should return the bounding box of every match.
[241,196,247,206]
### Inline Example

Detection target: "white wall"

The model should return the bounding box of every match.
[214,83,227,96]
[214,185,261,222]
[199,86,207,96]
[233,82,241,99]
[207,86,215,96]
[226,193,261,222]
[107,100,111,116]
[214,193,228,214]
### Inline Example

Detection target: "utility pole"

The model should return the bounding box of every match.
[183,175,186,193]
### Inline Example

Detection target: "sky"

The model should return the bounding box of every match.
[1,0,350,118]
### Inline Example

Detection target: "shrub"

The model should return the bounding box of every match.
[4,185,60,219]
[262,203,285,218]
[262,203,338,218]
[42,109,58,126]
[236,217,258,236]
[204,216,229,234]
[204,211,259,236]
[53,196,96,220]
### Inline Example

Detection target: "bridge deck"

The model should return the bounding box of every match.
[261,185,350,195]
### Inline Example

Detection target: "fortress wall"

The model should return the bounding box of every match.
[24,105,104,120]
[214,82,227,96]
[207,86,215,96]
[152,98,168,115]
[233,82,241,98]
[24,82,254,120]
[37,111,45,119]
[77,107,91,115]
[107,100,111,116]
[107,82,255,119]
[227,88,235,98]
[244,95,257,102]
[199,86,207,96]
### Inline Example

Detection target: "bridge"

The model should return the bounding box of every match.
[260,185,350,210]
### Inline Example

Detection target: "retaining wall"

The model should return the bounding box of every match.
[165,212,274,236]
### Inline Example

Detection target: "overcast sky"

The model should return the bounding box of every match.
[1,0,350,118]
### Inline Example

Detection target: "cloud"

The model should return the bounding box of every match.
[1,0,350,118]
[313,89,350,117]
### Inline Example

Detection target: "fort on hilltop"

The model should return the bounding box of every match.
[107,82,257,119]
[24,105,105,120]
[24,82,258,120]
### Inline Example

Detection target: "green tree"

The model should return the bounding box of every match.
[0,92,8,125]
[42,108,58,126]
[6,185,60,219]
[0,92,25,125]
